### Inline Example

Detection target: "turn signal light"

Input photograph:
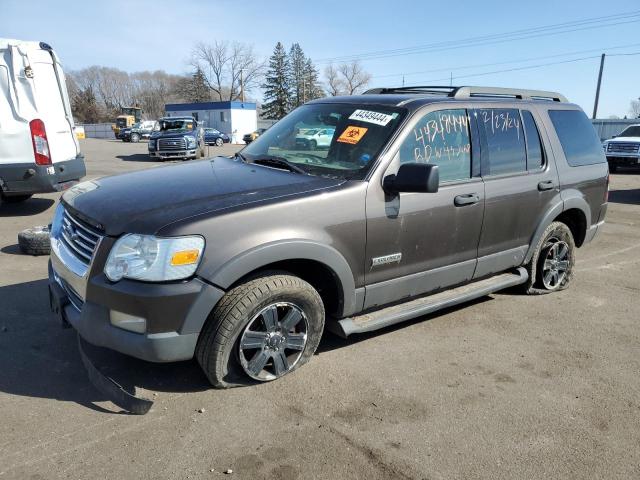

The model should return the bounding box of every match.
[170,250,200,266]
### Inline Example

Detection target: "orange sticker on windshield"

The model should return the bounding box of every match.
[337,126,368,144]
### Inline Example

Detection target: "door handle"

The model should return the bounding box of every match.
[538,180,555,191]
[454,193,480,206]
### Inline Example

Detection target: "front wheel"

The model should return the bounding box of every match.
[130,133,140,143]
[196,272,325,388]
[522,221,576,294]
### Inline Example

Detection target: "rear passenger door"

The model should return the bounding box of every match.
[473,106,560,278]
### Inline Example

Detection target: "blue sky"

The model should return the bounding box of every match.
[2,0,639,117]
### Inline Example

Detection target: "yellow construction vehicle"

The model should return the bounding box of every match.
[112,107,142,138]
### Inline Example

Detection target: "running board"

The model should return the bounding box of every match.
[331,268,528,338]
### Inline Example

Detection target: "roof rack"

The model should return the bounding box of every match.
[364,85,568,103]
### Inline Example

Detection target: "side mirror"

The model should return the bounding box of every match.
[383,163,439,194]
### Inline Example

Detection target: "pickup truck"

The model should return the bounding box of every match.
[148,116,205,160]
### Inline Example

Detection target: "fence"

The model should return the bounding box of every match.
[591,119,639,141]
[78,123,114,139]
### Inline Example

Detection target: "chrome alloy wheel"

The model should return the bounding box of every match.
[541,238,570,289]
[238,302,308,381]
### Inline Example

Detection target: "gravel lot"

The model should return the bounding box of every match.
[0,138,639,479]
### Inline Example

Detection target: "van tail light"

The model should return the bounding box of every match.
[605,173,609,203]
[29,119,52,166]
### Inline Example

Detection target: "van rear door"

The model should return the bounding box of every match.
[28,46,79,164]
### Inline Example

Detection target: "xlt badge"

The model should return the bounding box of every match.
[371,253,402,267]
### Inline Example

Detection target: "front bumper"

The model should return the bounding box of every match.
[0,154,86,196]
[606,156,640,166]
[48,244,225,362]
[149,149,197,159]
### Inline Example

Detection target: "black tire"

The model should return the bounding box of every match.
[3,194,33,203]
[522,221,575,295]
[309,139,317,150]
[196,271,325,388]
[130,133,140,143]
[215,137,223,147]
[18,226,51,256]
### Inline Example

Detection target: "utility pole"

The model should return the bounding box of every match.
[240,69,245,102]
[450,72,453,86]
[592,54,605,119]
[402,75,405,87]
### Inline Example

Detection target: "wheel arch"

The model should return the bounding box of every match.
[205,240,357,318]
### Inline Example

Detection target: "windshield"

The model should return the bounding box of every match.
[160,119,194,131]
[618,126,640,137]
[242,103,406,179]
[116,118,127,128]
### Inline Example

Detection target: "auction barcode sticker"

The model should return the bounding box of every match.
[349,109,395,126]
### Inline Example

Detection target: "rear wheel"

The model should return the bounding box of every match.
[215,137,223,147]
[522,221,575,294]
[196,272,325,388]
[309,139,317,150]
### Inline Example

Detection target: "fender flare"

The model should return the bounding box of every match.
[524,194,591,263]
[205,240,357,317]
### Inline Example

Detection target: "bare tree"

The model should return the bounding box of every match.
[630,99,640,118]
[324,63,344,96]
[191,40,265,101]
[337,60,371,95]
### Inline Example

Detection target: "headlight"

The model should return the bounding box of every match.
[148,140,155,148]
[104,234,205,282]
[185,136,196,148]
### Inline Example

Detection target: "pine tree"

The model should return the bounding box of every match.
[262,42,290,119]
[303,58,324,101]
[190,67,210,102]
[288,43,307,108]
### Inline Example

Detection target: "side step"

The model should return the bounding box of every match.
[332,268,528,338]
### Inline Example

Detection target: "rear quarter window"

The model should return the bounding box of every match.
[548,109,605,166]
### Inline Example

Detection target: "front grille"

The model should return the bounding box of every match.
[58,275,84,312]
[60,209,101,265]
[607,142,640,154]
[158,138,186,150]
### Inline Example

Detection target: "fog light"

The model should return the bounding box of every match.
[110,310,146,333]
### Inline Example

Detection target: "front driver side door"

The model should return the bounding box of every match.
[364,107,485,310]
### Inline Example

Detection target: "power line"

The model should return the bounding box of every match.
[315,11,640,64]
[371,42,640,80]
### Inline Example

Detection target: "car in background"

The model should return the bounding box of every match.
[121,120,158,143]
[243,128,266,145]
[295,127,335,150]
[0,38,85,205]
[602,124,640,172]
[204,128,230,147]
[148,116,205,160]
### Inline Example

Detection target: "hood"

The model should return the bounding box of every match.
[62,156,344,236]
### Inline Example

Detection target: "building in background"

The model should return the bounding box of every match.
[164,101,257,143]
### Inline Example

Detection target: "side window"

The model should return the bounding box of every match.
[548,109,605,166]
[477,108,526,175]
[399,109,471,183]
[521,110,544,170]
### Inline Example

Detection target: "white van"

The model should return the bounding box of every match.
[0,39,85,204]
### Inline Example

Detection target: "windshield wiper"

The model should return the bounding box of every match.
[249,155,309,175]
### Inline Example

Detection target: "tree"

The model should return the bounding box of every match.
[191,41,265,101]
[324,63,344,96]
[338,60,371,95]
[630,99,640,118]
[288,43,307,108]
[71,86,102,123]
[262,42,290,120]
[303,58,324,102]
[174,67,210,103]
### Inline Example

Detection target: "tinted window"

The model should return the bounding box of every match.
[549,110,605,166]
[477,108,526,175]
[399,109,471,183]
[521,110,544,170]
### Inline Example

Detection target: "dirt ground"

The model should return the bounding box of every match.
[0,138,639,479]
